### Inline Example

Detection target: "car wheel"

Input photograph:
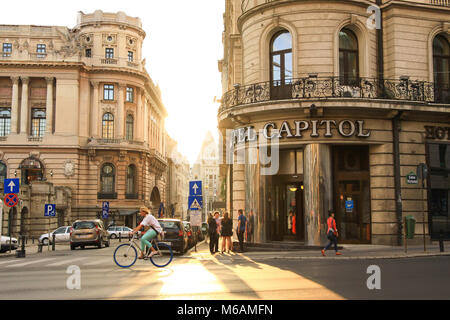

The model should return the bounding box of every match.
[42,238,48,245]
[70,245,76,250]
[97,239,102,249]
[110,234,117,239]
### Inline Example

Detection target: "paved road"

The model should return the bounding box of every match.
[0,242,449,300]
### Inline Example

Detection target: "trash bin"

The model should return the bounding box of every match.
[405,216,416,239]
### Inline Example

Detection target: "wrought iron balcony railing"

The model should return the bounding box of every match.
[219,77,450,113]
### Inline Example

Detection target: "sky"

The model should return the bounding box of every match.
[0,0,224,164]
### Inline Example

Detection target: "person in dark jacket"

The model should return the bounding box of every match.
[220,212,233,254]
[208,212,219,254]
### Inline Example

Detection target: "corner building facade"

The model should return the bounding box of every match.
[218,0,450,246]
[0,11,167,237]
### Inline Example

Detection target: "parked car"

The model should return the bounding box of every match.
[39,226,72,245]
[157,219,189,254]
[70,219,110,250]
[107,226,136,239]
[0,236,18,253]
[182,221,196,248]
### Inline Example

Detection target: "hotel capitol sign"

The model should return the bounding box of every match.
[230,119,371,145]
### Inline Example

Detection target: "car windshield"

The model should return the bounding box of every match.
[158,221,180,230]
[73,222,96,230]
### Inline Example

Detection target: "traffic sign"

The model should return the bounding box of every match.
[4,194,19,208]
[44,204,56,217]
[102,202,109,219]
[345,200,354,213]
[4,178,19,194]
[188,196,203,211]
[189,181,203,196]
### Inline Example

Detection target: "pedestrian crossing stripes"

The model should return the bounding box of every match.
[0,257,113,269]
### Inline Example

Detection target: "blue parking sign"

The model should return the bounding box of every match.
[44,204,56,217]
[102,202,109,219]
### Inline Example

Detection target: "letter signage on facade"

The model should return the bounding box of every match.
[231,119,371,146]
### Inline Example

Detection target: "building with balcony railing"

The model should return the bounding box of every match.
[218,0,450,246]
[0,11,168,237]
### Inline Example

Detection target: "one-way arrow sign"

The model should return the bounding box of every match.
[189,181,202,196]
[4,179,20,194]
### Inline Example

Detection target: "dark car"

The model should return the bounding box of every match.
[70,219,110,250]
[182,221,196,248]
[158,219,189,254]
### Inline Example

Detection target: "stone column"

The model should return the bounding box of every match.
[10,76,19,134]
[136,88,142,141]
[117,83,126,139]
[144,96,149,144]
[90,81,99,138]
[45,77,54,135]
[303,144,333,246]
[19,76,29,135]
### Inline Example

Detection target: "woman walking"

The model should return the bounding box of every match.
[220,212,233,254]
[321,210,342,256]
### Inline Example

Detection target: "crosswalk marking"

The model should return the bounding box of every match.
[46,257,87,267]
[0,259,18,266]
[4,258,57,268]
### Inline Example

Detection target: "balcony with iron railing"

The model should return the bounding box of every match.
[219,76,450,114]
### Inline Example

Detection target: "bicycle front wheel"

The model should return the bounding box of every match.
[114,244,137,268]
[150,243,173,268]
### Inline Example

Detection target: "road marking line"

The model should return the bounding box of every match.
[46,257,87,267]
[83,258,113,266]
[0,260,18,266]
[4,258,57,268]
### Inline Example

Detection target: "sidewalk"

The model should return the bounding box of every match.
[188,240,450,260]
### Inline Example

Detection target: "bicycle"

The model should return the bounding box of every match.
[113,233,173,268]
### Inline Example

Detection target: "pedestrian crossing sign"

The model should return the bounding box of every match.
[188,196,203,211]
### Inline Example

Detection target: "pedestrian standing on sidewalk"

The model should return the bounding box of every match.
[322,210,342,256]
[237,209,247,253]
[220,212,233,253]
[214,211,221,253]
[208,212,218,254]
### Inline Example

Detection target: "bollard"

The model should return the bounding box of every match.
[119,232,121,242]
[52,234,56,251]
[439,230,445,252]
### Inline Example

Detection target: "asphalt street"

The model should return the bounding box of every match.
[1,241,450,300]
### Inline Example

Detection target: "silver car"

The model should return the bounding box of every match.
[39,226,72,245]
[0,236,18,253]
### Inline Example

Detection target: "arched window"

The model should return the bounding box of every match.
[433,35,450,87]
[126,114,134,141]
[339,28,359,85]
[0,161,6,185]
[270,30,293,86]
[126,165,137,198]
[100,163,115,196]
[102,113,114,139]
[20,157,44,185]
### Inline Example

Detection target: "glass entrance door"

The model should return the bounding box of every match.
[333,146,371,244]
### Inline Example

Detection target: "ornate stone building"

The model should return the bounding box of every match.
[218,0,450,245]
[0,10,167,237]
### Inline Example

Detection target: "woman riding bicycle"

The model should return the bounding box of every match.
[131,206,163,259]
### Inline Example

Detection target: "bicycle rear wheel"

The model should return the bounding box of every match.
[114,244,137,268]
[150,243,173,267]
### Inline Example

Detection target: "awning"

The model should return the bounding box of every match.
[118,209,139,216]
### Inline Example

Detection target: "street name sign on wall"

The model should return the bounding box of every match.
[3,179,19,194]
[44,204,56,217]
[406,172,418,185]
